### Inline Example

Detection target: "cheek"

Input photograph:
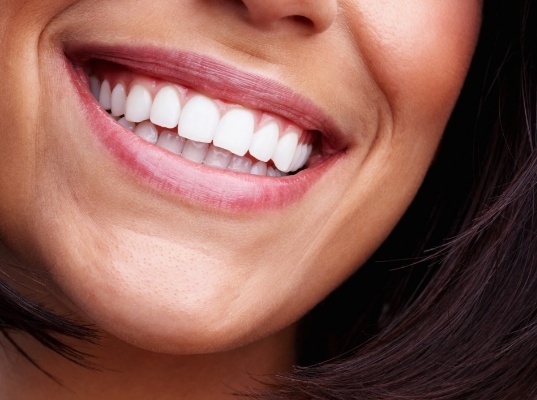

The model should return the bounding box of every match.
[0,0,81,249]
[356,0,482,118]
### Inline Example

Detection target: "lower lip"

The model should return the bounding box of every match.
[65,56,338,211]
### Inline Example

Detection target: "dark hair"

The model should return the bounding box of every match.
[1,0,536,398]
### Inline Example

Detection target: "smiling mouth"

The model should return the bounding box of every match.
[65,45,346,209]
[88,60,318,177]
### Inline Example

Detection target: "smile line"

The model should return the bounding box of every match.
[64,44,345,210]
[67,44,346,154]
[87,64,317,176]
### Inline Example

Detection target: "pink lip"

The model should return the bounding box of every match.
[63,45,345,210]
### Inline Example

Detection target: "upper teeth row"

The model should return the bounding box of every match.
[90,76,313,173]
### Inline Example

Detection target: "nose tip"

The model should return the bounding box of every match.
[240,0,338,33]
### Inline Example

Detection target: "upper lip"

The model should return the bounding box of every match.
[65,43,347,155]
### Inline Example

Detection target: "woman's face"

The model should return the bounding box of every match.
[0,0,481,353]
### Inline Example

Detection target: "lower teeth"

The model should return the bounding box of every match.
[114,115,286,177]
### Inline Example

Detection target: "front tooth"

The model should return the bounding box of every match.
[156,131,185,155]
[178,95,220,143]
[272,128,300,172]
[203,145,232,169]
[227,155,252,173]
[250,161,268,176]
[213,109,255,157]
[134,121,158,144]
[249,121,279,162]
[90,76,101,100]
[125,84,152,123]
[111,84,127,117]
[182,140,209,164]
[150,85,181,129]
[99,80,112,110]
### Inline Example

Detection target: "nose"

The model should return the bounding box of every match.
[239,0,338,33]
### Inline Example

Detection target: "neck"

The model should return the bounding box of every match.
[0,326,296,399]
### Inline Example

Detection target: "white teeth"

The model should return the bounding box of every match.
[267,167,282,177]
[272,128,300,172]
[289,143,310,172]
[248,121,279,162]
[99,80,112,110]
[178,95,220,143]
[111,84,127,117]
[118,117,136,131]
[213,108,255,157]
[181,140,209,164]
[227,155,253,173]
[300,144,313,170]
[134,121,158,144]
[92,76,316,176]
[156,131,185,155]
[125,84,153,123]
[288,144,303,173]
[150,85,182,129]
[250,161,268,176]
[90,76,101,100]
[203,145,232,169]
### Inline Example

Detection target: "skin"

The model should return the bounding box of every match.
[0,0,481,398]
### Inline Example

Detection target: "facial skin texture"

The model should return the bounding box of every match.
[0,0,481,398]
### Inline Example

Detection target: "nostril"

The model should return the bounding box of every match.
[288,15,314,28]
